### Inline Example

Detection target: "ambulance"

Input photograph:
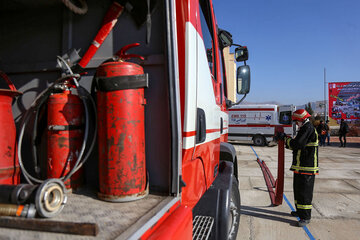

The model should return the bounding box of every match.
[228,104,296,146]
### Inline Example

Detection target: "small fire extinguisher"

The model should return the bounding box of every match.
[95,43,149,202]
[17,56,96,190]
[47,82,84,190]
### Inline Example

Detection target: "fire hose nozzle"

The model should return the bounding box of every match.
[0,179,67,218]
[35,179,67,218]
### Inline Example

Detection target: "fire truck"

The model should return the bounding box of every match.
[0,0,250,239]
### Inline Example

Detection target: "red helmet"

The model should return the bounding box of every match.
[292,109,311,121]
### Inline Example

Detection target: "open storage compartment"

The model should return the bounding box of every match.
[0,0,180,238]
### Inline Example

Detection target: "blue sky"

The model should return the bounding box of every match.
[213,0,360,105]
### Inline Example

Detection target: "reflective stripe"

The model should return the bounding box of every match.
[291,166,319,172]
[286,137,292,150]
[293,111,308,120]
[297,204,312,210]
[306,142,318,146]
[306,130,318,147]
[314,130,318,169]
[296,150,301,167]
[314,146,318,169]
[294,171,319,175]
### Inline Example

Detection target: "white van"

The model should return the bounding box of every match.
[228,104,295,146]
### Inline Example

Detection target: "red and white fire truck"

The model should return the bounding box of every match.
[0,0,250,239]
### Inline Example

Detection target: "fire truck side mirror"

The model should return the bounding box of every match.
[235,46,249,62]
[218,29,233,49]
[237,65,250,94]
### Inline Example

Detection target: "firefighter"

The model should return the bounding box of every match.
[279,109,319,227]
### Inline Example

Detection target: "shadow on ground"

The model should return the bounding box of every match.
[229,141,360,148]
[319,142,360,148]
[241,205,298,226]
[229,142,278,148]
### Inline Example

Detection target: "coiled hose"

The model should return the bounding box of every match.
[18,57,97,185]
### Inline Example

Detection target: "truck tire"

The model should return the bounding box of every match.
[253,135,265,146]
[228,178,240,240]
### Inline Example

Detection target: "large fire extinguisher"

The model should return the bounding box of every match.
[47,83,84,190]
[0,71,22,185]
[96,43,148,202]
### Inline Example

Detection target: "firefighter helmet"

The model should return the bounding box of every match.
[292,109,311,121]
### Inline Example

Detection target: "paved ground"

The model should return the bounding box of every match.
[235,137,360,240]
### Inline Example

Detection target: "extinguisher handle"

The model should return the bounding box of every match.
[115,43,145,61]
[0,70,18,92]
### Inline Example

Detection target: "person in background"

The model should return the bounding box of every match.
[316,120,326,147]
[325,120,330,146]
[277,109,319,227]
[339,119,349,147]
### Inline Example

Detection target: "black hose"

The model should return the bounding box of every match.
[31,86,52,176]
[18,71,97,185]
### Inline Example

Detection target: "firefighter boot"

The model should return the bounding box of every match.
[298,219,310,227]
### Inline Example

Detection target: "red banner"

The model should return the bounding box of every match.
[328,82,360,120]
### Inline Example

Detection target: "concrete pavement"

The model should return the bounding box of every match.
[235,139,360,240]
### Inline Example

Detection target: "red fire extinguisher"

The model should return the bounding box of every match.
[0,71,22,185]
[47,83,84,190]
[96,43,148,202]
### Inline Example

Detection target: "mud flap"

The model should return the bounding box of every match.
[192,161,234,240]
[220,142,238,180]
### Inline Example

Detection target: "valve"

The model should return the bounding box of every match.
[114,43,145,61]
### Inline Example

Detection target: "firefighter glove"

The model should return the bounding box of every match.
[275,132,287,141]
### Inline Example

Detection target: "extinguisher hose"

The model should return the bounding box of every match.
[18,71,97,185]
[56,56,98,182]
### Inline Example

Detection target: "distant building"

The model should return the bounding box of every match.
[296,100,328,117]
[223,47,236,103]
[314,100,327,116]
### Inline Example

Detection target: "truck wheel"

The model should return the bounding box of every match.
[253,135,265,146]
[228,178,240,240]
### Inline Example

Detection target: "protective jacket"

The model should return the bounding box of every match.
[285,120,319,175]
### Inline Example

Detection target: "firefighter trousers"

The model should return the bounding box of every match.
[293,173,315,220]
